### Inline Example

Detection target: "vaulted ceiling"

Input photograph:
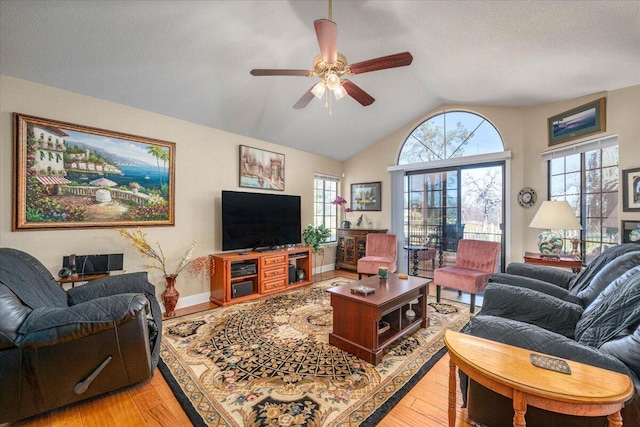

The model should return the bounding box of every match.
[1,1,639,161]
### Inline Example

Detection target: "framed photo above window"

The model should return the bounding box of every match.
[621,220,640,244]
[13,113,175,230]
[351,182,381,211]
[622,167,640,212]
[239,145,285,191]
[548,97,606,146]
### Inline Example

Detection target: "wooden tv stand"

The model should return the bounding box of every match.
[209,247,312,306]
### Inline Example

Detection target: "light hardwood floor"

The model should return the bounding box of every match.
[7,271,478,427]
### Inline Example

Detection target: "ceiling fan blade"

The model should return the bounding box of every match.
[314,19,337,63]
[250,69,312,76]
[293,86,316,109]
[348,52,413,75]
[342,80,375,106]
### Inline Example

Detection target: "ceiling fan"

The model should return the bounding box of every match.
[250,2,413,111]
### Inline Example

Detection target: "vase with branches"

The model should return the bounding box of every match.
[117,228,201,317]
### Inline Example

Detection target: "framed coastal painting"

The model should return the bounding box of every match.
[239,145,285,191]
[622,167,640,212]
[13,113,175,230]
[351,182,381,211]
[548,97,606,146]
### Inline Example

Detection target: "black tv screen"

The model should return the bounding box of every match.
[222,190,302,251]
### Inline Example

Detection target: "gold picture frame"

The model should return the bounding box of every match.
[13,113,175,230]
[239,145,285,191]
[548,97,606,146]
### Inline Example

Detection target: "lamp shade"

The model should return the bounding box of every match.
[530,200,582,255]
[529,201,582,230]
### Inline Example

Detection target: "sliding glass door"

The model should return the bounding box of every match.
[404,162,505,276]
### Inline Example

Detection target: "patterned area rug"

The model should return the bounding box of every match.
[159,278,470,426]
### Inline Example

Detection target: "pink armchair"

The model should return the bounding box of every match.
[357,234,398,279]
[433,239,500,313]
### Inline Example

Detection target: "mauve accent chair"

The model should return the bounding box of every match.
[357,234,398,279]
[433,239,501,313]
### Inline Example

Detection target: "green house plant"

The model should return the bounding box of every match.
[302,224,331,278]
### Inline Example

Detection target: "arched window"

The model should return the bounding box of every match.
[398,111,504,165]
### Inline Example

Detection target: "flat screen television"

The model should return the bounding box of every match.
[222,190,302,251]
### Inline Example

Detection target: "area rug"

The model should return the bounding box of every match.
[158,278,470,426]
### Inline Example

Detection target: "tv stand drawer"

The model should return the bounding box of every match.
[261,265,287,281]
[261,254,287,267]
[261,276,287,293]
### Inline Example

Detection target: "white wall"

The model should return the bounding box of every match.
[0,75,343,301]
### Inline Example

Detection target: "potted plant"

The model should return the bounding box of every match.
[302,224,331,278]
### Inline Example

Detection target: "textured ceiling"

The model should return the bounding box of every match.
[1,1,639,161]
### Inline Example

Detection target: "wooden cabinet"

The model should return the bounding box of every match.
[335,228,388,271]
[210,247,312,306]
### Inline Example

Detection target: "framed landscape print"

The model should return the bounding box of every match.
[13,113,175,230]
[239,145,285,191]
[622,167,640,212]
[548,97,606,146]
[351,182,381,211]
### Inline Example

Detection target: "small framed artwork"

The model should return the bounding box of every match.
[13,113,175,230]
[351,182,381,211]
[239,145,285,191]
[548,97,606,146]
[621,220,640,243]
[622,167,640,212]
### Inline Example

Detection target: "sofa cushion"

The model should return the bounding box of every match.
[488,272,574,300]
[0,248,68,309]
[576,252,640,306]
[480,283,583,337]
[0,284,32,348]
[575,267,640,347]
[600,324,640,379]
[503,262,575,288]
[569,243,640,293]
[17,293,148,348]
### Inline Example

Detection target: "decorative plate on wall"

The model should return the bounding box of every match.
[517,187,537,208]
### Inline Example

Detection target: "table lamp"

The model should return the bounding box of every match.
[529,200,582,257]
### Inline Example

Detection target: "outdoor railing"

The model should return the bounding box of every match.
[61,186,149,205]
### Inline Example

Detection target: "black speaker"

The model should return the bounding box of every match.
[232,281,254,298]
[288,264,296,284]
[62,253,124,275]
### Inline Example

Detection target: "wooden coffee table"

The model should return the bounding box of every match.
[444,330,634,427]
[327,274,430,365]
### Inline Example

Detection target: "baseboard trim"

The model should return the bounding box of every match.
[174,291,211,310]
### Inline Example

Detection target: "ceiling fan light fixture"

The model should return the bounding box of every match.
[311,81,326,99]
[333,84,347,100]
[325,71,341,91]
